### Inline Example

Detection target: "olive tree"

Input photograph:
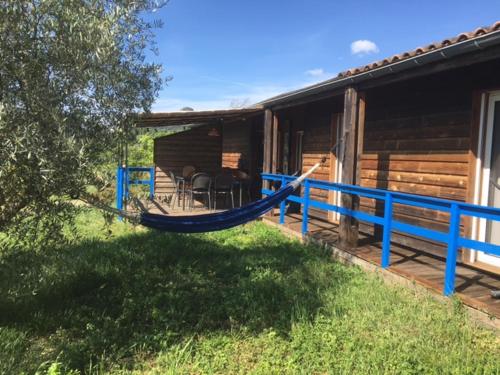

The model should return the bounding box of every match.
[0,0,164,244]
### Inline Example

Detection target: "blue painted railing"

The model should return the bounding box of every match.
[262,173,500,296]
[116,166,155,211]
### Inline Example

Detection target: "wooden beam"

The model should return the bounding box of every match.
[272,90,345,111]
[339,87,360,249]
[328,113,340,223]
[272,113,279,173]
[355,93,366,186]
[263,109,273,190]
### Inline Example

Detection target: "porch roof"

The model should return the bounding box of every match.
[135,107,263,128]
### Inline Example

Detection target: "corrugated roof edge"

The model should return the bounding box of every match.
[259,21,500,107]
[136,107,263,128]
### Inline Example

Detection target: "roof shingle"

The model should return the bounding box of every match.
[338,21,500,78]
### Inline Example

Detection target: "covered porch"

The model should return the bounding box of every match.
[125,108,265,211]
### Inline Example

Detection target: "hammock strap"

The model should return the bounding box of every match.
[79,194,140,223]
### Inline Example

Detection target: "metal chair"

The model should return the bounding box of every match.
[233,170,252,206]
[168,170,181,208]
[213,173,235,210]
[182,165,196,179]
[189,173,212,210]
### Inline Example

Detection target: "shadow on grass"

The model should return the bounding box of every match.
[0,223,353,372]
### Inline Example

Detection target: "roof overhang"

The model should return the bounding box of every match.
[135,107,263,128]
[260,28,500,109]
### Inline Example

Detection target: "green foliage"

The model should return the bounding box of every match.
[0,0,165,241]
[95,131,172,204]
[0,211,498,374]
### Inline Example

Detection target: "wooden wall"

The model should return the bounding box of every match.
[279,99,343,219]
[153,125,222,196]
[302,113,333,218]
[222,120,252,171]
[358,72,475,256]
[268,59,500,259]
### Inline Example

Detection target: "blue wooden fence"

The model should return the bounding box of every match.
[262,173,500,296]
[116,166,155,211]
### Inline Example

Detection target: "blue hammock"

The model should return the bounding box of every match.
[113,161,322,233]
[140,183,294,233]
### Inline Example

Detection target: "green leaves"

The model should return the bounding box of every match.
[0,0,165,241]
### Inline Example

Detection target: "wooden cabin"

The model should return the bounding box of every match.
[258,22,500,276]
[136,22,500,319]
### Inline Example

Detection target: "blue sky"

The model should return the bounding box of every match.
[148,0,500,112]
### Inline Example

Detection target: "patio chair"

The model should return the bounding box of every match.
[182,165,196,179]
[213,173,235,210]
[233,170,252,206]
[168,170,181,208]
[189,173,212,210]
[172,166,196,210]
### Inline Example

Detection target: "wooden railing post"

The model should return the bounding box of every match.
[302,179,310,234]
[444,203,461,296]
[381,192,393,268]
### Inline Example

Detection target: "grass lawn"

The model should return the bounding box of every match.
[0,209,499,374]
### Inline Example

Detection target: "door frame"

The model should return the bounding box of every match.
[328,113,343,223]
[471,90,500,270]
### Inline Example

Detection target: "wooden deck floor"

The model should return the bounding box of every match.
[266,213,500,320]
[136,196,232,216]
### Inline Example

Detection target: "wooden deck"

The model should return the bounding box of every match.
[265,212,500,321]
[135,196,231,216]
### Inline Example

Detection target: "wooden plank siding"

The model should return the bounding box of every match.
[222,121,252,171]
[301,112,333,219]
[275,98,344,219]
[359,108,472,256]
[153,125,222,196]
[221,117,264,199]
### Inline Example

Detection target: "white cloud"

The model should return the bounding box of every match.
[350,40,379,56]
[305,68,325,77]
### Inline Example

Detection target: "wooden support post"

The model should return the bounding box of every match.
[272,113,279,174]
[339,87,364,249]
[355,93,366,186]
[263,109,273,190]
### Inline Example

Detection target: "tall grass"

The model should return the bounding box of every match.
[0,209,498,374]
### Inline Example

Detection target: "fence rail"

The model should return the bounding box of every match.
[116,166,155,212]
[262,173,500,296]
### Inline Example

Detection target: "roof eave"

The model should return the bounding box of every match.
[259,29,500,108]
